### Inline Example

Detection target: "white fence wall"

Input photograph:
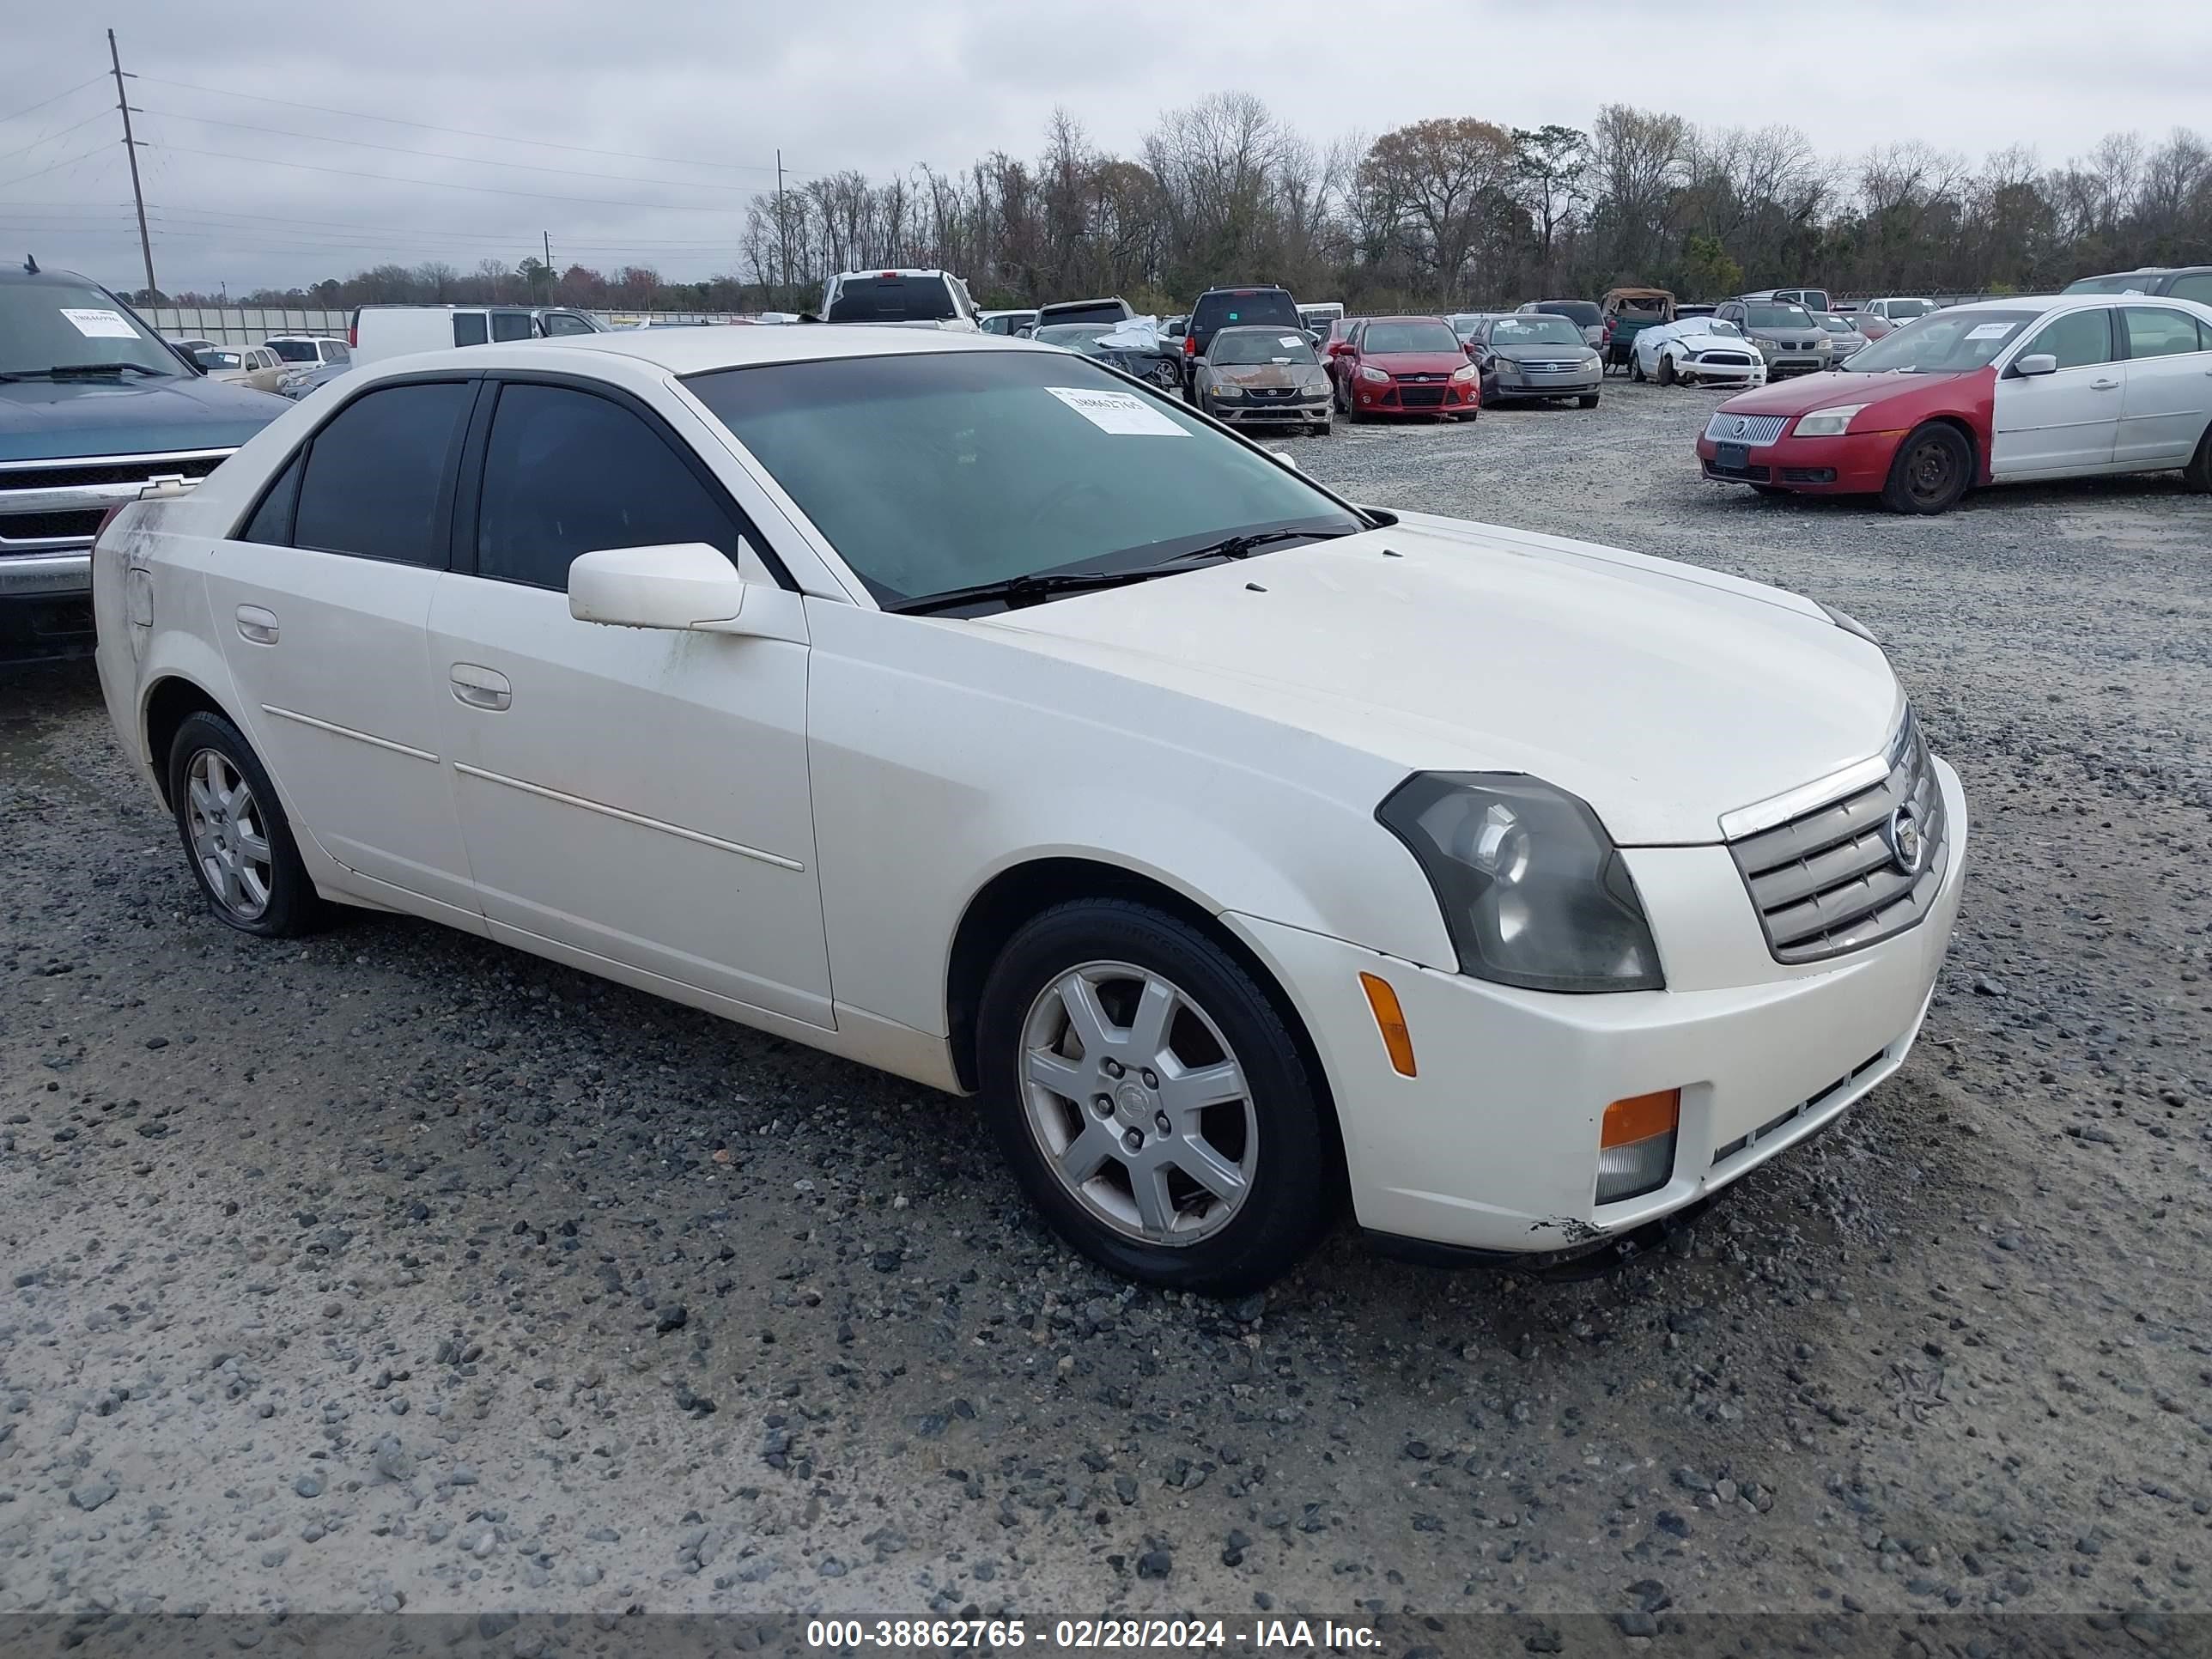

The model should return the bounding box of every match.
[143,305,757,346]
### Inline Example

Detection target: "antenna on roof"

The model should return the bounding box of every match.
[22,254,36,275]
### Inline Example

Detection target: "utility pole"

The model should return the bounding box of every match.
[107,29,156,300]
[775,149,789,303]
[542,229,552,302]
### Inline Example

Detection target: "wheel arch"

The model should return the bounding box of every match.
[142,672,236,809]
[942,856,1346,1190]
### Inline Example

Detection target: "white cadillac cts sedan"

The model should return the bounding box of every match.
[93,325,1967,1293]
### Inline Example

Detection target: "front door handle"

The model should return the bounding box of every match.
[235,605,278,645]
[449,663,512,711]
[2089,379,2120,391]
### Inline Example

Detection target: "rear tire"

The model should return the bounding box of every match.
[2184,423,2212,493]
[1631,357,1647,382]
[1881,421,1973,514]
[1310,420,1333,437]
[166,711,326,938]
[975,899,1337,1294]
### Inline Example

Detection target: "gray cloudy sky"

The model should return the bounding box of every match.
[3,0,2208,295]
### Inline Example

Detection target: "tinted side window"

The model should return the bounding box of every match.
[826,277,956,323]
[2167,273,2212,305]
[491,312,533,343]
[2026,308,2116,369]
[453,313,489,347]
[542,312,596,336]
[293,381,473,566]
[474,382,738,591]
[2123,307,2203,359]
[239,453,302,546]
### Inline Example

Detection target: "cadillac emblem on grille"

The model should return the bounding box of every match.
[1883,805,1925,875]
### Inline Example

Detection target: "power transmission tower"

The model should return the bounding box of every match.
[106,30,156,299]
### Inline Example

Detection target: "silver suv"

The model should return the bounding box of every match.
[1715,299,1832,379]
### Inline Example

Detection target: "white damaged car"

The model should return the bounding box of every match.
[1633,316,1769,388]
[92,325,1966,1292]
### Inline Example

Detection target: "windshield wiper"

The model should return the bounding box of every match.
[889,527,1353,617]
[17,362,170,380]
[888,568,1161,616]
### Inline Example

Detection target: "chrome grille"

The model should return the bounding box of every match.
[0,449,233,555]
[1726,709,1948,963]
[1696,352,1756,368]
[1704,412,1786,445]
[1397,386,1447,407]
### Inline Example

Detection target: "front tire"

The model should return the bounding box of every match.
[1578,392,1601,409]
[1881,421,1973,514]
[975,900,1336,1294]
[2184,422,2212,493]
[167,711,325,937]
[1656,355,1677,387]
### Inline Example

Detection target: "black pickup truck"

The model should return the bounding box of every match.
[2,261,287,660]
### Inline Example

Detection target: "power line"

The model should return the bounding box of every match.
[149,142,763,214]
[134,74,803,178]
[138,106,761,194]
[143,204,745,249]
[0,142,110,193]
[0,76,106,129]
[0,106,112,165]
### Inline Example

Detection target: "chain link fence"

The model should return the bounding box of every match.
[142,306,757,346]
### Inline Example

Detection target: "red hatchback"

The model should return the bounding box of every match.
[1326,316,1480,421]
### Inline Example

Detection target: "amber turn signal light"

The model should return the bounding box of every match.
[1601,1088,1681,1148]
[1358,972,1417,1078]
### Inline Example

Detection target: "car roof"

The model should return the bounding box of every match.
[1362,315,1452,325]
[366,324,1054,380]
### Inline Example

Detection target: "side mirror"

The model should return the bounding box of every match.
[568,543,754,633]
[1269,450,1301,472]
[2014,353,2058,378]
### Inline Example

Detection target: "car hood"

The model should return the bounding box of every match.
[976,514,1899,845]
[1363,351,1469,374]
[1717,368,1971,417]
[0,374,289,462]
[1492,342,1595,362]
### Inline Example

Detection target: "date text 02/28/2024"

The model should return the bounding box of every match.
[804,1618,1380,1650]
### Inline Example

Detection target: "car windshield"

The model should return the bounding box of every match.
[1042,302,1129,325]
[1034,324,1115,351]
[1744,305,1814,329]
[826,274,957,323]
[1194,292,1299,332]
[1488,316,1583,346]
[196,348,244,369]
[266,339,322,362]
[1209,331,1318,366]
[1838,307,2035,373]
[1818,314,1856,334]
[1613,296,1668,319]
[1362,321,1461,354]
[685,350,1361,611]
[0,279,181,376]
[1536,301,1601,326]
[2061,274,2154,295]
[1884,299,1936,318]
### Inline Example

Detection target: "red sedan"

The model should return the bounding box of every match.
[1325,316,1480,421]
[1695,294,2212,513]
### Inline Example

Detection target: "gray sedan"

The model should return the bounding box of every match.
[1191,326,1334,434]
[1468,313,1604,407]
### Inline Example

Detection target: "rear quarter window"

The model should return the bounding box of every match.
[828,276,957,323]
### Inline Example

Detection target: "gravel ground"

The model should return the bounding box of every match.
[2,377,2209,1635]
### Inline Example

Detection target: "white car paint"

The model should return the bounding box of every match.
[93,325,1967,1271]
[1633,318,1768,387]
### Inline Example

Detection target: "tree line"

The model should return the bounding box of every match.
[173,97,2210,314]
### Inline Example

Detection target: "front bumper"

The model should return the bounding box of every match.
[0,554,95,660]
[1762,350,1832,379]
[1697,426,1902,494]
[1490,368,1602,399]
[1207,395,1331,424]
[1351,379,1478,416]
[1228,757,1967,1255]
[1677,355,1766,387]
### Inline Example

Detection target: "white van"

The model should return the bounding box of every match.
[349,305,606,363]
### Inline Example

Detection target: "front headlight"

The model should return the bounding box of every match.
[1212,383,1244,398]
[1794,403,1868,437]
[1357,365,1389,384]
[1449,363,1478,383]
[1376,774,1664,994]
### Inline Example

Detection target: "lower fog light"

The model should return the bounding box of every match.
[1596,1087,1680,1203]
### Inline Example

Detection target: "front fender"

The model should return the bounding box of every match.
[803,602,1456,1036]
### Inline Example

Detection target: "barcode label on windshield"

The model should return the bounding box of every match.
[1045,386,1188,437]
[62,308,137,339]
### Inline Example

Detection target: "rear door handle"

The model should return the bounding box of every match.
[449,663,512,711]
[235,605,278,644]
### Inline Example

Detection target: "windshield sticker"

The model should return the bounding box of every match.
[61,307,137,339]
[1045,386,1188,437]
[1965,322,2016,340]
[1278,337,1303,348]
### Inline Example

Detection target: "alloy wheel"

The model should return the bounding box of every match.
[185,748,274,921]
[1018,960,1257,1247]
